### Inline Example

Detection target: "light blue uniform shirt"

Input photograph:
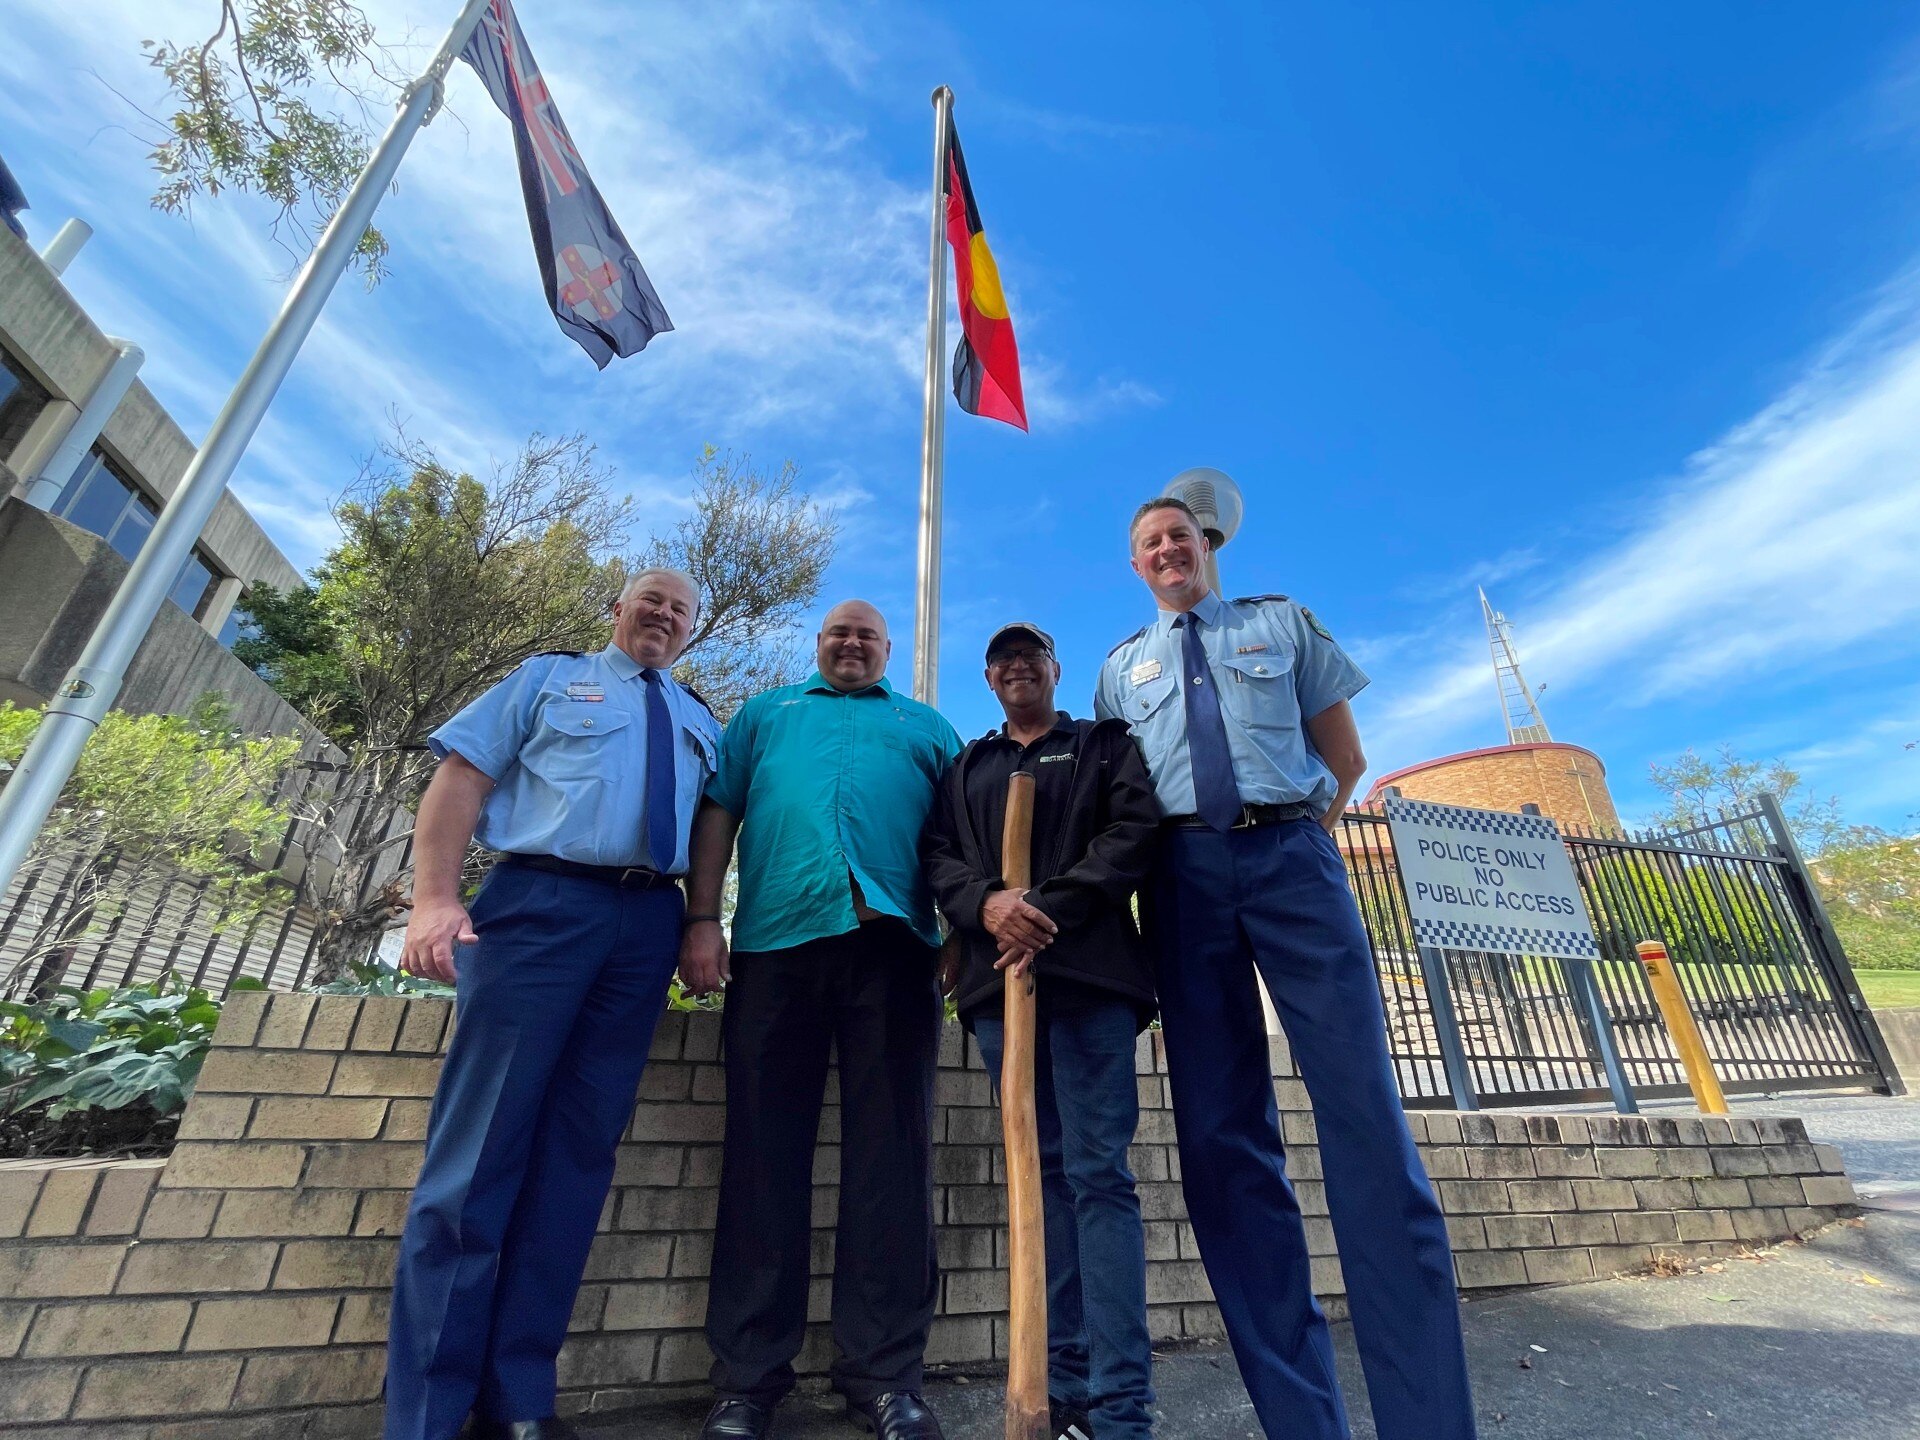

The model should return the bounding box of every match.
[1095,591,1368,817]
[707,672,963,953]
[429,644,721,872]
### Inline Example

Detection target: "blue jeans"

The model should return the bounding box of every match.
[975,989,1155,1440]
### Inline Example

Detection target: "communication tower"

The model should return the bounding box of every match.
[1480,588,1551,745]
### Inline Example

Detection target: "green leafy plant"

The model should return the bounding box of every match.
[1,976,221,1123]
[306,956,454,999]
[0,695,301,997]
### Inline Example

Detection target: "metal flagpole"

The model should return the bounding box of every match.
[0,0,495,904]
[912,85,954,706]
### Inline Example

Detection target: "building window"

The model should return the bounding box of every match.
[0,347,49,458]
[53,449,157,561]
[168,551,215,618]
[215,596,251,650]
[51,447,226,618]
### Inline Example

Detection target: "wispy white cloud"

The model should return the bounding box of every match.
[2,0,1152,593]
[1367,263,1920,797]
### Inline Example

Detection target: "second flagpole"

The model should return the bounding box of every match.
[913,85,954,706]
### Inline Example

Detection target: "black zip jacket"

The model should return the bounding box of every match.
[923,714,1162,1026]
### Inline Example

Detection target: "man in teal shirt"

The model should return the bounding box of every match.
[681,599,962,1440]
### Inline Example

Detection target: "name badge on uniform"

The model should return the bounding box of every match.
[566,681,605,703]
[1037,753,1073,763]
[1130,659,1162,685]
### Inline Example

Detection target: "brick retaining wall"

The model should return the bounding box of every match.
[0,992,1859,1436]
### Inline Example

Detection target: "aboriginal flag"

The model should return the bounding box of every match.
[943,118,1027,430]
[461,0,672,367]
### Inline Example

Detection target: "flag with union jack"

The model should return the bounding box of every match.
[460,0,672,367]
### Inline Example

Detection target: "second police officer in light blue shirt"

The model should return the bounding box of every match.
[1096,498,1478,1440]
[386,568,720,1440]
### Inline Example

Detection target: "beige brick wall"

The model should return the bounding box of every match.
[0,991,1858,1436]
[1380,744,1622,832]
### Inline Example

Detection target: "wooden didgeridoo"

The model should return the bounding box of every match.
[999,771,1049,1440]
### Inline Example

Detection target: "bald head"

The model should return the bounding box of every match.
[817,599,891,692]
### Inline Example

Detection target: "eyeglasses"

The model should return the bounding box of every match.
[987,647,1050,668]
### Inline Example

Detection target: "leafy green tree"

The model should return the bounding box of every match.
[229,582,356,743]
[142,1,403,280]
[1647,743,1920,973]
[0,696,302,996]
[234,437,835,981]
[645,448,841,719]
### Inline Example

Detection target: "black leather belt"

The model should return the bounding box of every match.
[1163,801,1318,831]
[502,853,681,890]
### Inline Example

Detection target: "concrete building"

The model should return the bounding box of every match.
[0,216,349,994]
[0,220,309,735]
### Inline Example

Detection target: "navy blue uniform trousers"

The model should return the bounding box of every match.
[1149,819,1476,1440]
[384,864,680,1440]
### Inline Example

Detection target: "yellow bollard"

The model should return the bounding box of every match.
[1635,940,1728,1114]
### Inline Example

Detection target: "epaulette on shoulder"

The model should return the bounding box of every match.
[1106,625,1148,658]
[1231,594,1291,606]
[516,649,583,670]
[682,683,717,718]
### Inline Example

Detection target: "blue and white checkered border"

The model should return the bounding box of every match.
[1386,797,1563,843]
[1412,916,1599,961]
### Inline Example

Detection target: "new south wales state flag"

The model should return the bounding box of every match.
[943,117,1028,430]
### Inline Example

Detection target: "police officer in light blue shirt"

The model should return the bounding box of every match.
[1097,498,1477,1440]
[385,568,720,1440]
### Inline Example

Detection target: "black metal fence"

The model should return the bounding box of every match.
[8,786,1905,1110]
[1337,794,1904,1107]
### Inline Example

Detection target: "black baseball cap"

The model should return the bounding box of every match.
[984,622,1056,660]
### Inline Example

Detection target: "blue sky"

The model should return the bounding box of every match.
[5,1,1920,829]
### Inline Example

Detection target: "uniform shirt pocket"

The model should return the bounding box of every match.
[1120,673,1178,725]
[523,702,634,784]
[1220,652,1297,731]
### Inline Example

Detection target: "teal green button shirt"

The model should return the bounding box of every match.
[707,672,963,953]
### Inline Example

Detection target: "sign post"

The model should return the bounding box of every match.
[1385,797,1638,1114]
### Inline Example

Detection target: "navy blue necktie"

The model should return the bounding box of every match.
[1176,614,1242,831]
[642,669,677,873]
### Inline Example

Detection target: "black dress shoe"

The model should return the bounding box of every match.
[845,1391,944,1440]
[475,1422,581,1440]
[700,1397,777,1438]
[1049,1401,1095,1440]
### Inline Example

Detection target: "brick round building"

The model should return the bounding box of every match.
[1363,741,1620,832]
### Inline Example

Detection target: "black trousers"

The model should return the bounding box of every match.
[705,919,942,1405]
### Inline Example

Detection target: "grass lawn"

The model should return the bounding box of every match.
[1857,969,1920,1012]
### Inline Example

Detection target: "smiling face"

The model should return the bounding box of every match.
[1129,503,1213,611]
[612,572,698,668]
[985,638,1060,718]
[816,600,891,692]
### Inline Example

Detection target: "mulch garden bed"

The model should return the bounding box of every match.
[0,1102,179,1160]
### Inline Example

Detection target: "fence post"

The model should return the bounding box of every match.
[1415,946,1479,1111]
[1566,954,1639,1114]
[1755,792,1906,1096]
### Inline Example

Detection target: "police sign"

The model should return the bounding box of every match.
[1384,797,1599,961]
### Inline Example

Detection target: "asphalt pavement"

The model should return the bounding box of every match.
[584,1089,1920,1440]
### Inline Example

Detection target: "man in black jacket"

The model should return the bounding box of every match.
[924,623,1162,1440]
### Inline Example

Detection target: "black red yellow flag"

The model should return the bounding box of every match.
[943,117,1028,430]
